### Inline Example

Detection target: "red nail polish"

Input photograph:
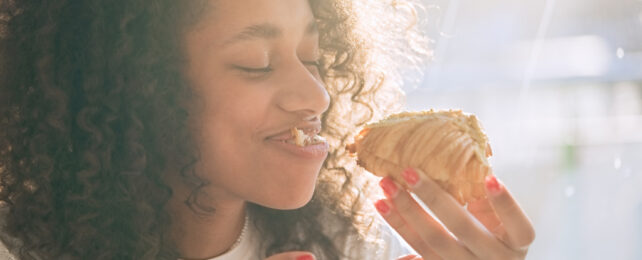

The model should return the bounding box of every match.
[374,199,390,215]
[379,177,398,197]
[485,175,501,194]
[402,167,420,187]
[296,255,314,260]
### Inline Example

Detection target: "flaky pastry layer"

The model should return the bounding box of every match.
[347,109,493,204]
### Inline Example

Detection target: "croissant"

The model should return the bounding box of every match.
[346,110,493,204]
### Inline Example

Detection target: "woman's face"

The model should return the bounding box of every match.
[183,0,330,209]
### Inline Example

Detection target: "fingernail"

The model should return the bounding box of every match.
[402,167,420,187]
[379,177,398,198]
[485,175,502,195]
[296,254,315,260]
[374,199,391,215]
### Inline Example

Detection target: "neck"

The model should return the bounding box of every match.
[166,180,247,260]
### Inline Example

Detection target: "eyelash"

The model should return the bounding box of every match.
[235,60,321,76]
[237,66,273,74]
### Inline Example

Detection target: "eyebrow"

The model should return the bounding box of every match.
[222,20,318,48]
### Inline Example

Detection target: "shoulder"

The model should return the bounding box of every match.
[0,240,15,260]
[0,206,17,260]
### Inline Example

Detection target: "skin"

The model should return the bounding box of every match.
[376,169,536,260]
[166,0,535,259]
[166,0,329,258]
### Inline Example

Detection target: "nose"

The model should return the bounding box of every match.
[275,60,330,118]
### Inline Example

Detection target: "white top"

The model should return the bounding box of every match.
[0,241,13,260]
[205,213,260,260]
[207,215,415,260]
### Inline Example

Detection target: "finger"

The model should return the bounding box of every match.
[467,197,508,242]
[485,175,536,249]
[375,199,442,259]
[396,254,424,260]
[264,251,315,260]
[400,168,511,259]
[396,255,416,260]
[380,177,474,259]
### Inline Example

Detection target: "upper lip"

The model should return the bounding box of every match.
[265,122,322,141]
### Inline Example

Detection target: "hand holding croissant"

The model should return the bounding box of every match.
[348,110,535,259]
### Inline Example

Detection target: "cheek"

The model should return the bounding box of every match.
[192,87,265,177]
[197,105,260,173]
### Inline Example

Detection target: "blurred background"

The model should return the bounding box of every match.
[404,0,642,259]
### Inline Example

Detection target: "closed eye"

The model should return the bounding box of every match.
[232,65,273,80]
[234,65,273,73]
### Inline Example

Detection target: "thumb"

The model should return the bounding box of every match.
[264,251,315,260]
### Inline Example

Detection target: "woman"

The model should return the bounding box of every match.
[0,0,534,259]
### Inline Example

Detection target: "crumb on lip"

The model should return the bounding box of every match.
[290,127,326,147]
[291,127,307,147]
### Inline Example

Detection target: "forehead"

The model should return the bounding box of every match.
[191,0,316,46]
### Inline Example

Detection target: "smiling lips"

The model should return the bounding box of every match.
[266,127,327,147]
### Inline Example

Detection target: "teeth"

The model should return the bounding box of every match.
[307,135,327,145]
[288,127,326,147]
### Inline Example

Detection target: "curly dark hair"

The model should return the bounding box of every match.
[0,0,427,259]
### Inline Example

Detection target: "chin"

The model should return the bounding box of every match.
[250,157,324,210]
[272,186,317,210]
[257,180,317,210]
[282,191,315,210]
